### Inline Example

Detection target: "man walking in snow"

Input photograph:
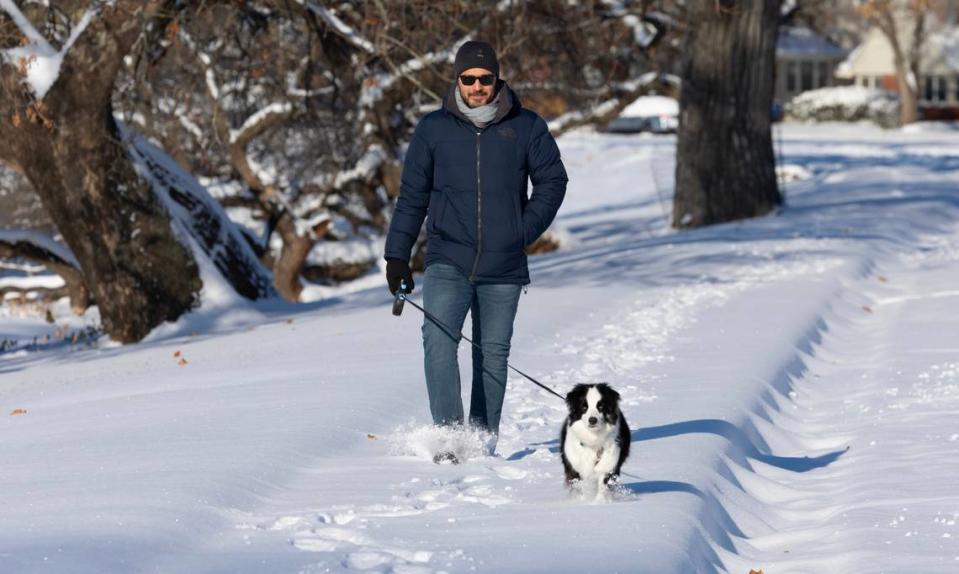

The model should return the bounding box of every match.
[384,41,568,459]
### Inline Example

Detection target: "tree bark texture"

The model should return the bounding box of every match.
[673,0,783,229]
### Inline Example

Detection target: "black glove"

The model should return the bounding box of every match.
[386,259,414,295]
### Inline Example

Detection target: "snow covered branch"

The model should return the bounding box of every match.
[0,229,90,313]
[122,125,276,301]
[0,0,51,49]
[547,73,679,135]
[359,41,461,108]
[297,0,376,55]
[176,29,221,101]
[230,102,295,146]
[0,1,98,99]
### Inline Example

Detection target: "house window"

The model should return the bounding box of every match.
[818,61,831,88]
[786,62,798,93]
[801,61,814,91]
[925,75,947,103]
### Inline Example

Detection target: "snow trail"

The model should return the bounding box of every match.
[4,124,959,572]
[720,225,959,573]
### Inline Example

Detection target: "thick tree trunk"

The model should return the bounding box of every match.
[0,2,203,343]
[672,0,782,229]
[9,114,201,343]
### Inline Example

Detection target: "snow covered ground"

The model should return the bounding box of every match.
[2,123,959,573]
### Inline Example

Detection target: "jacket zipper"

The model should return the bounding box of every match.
[469,130,482,281]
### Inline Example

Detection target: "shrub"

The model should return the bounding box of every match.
[785,86,900,128]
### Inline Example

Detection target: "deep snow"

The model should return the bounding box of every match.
[2,123,959,573]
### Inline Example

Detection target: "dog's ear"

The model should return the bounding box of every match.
[565,384,586,406]
[599,383,621,403]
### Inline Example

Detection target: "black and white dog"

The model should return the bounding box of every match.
[560,383,630,500]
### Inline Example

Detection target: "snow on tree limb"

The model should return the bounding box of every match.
[359,43,461,108]
[230,102,295,146]
[332,144,386,189]
[298,0,376,55]
[176,29,221,100]
[0,0,52,50]
[0,229,79,269]
[120,124,276,301]
[0,2,98,99]
[546,73,678,135]
[0,229,90,312]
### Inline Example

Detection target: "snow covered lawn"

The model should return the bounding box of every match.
[2,123,958,573]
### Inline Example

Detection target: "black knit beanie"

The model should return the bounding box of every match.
[454,41,500,78]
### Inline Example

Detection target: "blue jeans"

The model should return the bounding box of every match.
[422,263,522,436]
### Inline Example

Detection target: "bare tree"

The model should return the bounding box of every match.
[855,1,959,125]
[0,1,203,342]
[0,1,272,342]
[3,0,676,313]
[672,0,783,228]
[856,0,933,125]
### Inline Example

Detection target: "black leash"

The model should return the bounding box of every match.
[393,288,566,401]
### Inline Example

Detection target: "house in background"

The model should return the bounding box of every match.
[775,27,848,105]
[835,25,959,118]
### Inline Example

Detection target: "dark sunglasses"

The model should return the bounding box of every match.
[459,74,496,86]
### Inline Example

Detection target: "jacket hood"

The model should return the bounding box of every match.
[444,79,520,126]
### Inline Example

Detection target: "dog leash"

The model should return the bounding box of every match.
[392,284,566,401]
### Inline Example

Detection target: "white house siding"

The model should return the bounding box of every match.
[838,23,959,107]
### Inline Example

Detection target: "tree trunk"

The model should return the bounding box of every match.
[0,2,203,343]
[872,7,924,126]
[672,0,782,229]
[273,225,314,302]
[896,71,920,125]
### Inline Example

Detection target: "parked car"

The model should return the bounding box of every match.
[606,95,679,134]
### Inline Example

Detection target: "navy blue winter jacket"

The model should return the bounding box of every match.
[384,81,568,285]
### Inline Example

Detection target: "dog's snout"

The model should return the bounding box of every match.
[588,416,598,425]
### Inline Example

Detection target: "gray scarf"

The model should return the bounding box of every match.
[454,87,500,128]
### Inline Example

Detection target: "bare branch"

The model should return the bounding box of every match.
[297,0,376,55]
[0,229,90,313]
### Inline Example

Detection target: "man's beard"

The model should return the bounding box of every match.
[462,87,493,108]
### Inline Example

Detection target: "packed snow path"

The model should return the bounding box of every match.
[2,125,959,573]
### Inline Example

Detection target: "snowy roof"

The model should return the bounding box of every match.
[777,27,846,59]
